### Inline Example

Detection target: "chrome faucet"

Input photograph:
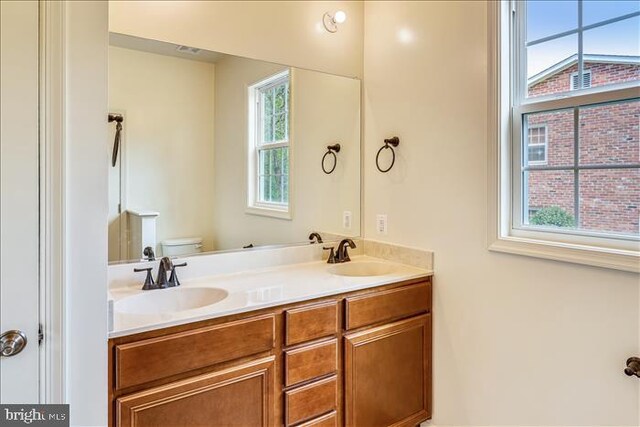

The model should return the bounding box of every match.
[134,256,187,290]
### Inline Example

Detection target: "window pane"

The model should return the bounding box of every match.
[282,146,289,174]
[526,1,578,43]
[282,175,289,203]
[272,146,283,175]
[271,175,282,202]
[274,113,286,141]
[258,147,289,204]
[259,175,270,202]
[582,16,640,89]
[259,149,272,175]
[275,84,287,114]
[579,168,640,235]
[583,1,640,26]
[579,100,640,166]
[527,34,578,97]
[524,109,574,167]
[525,170,576,228]
[261,89,274,143]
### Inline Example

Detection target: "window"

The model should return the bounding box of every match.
[247,70,291,218]
[570,69,591,90]
[526,125,547,165]
[488,1,640,271]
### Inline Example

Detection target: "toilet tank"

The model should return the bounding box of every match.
[161,237,203,257]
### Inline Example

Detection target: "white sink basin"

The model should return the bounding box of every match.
[115,287,228,315]
[329,261,396,277]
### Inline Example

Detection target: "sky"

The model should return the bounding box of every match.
[526,0,640,77]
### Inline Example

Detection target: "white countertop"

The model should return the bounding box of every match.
[108,255,432,338]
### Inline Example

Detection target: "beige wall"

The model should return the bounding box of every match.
[363,2,639,425]
[104,1,639,424]
[213,56,360,249]
[109,0,364,78]
[109,46,216,256]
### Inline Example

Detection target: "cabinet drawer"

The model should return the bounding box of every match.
[345,281,431,330]
[285,301,338,346]
[116,357,275,427]
[285,339,337,387]
[297,411,338,427]
[285,375,338,426]
[115,314,275,390]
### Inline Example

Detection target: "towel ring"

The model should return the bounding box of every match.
[322,143,341,174]
[376,136,400,173]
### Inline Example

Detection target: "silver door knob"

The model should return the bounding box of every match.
[0,330,27,357]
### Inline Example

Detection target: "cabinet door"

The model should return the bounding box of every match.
[116,357,274,427]
[344,315,431,427]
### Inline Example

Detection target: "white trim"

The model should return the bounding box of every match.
[245,205,292,220]
[487,1,640,273]
[63,1,109,422]
[490,235,639,272]
[38,0,65,403]
[246,69,293,219]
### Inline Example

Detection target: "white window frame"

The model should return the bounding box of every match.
[570,69,591,90]
[246,69,293,220]
[526,124,547,165]
[487,1,640,272]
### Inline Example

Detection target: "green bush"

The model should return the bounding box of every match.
[530,206,575,227]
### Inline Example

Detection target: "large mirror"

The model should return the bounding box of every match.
[108,34,361,263]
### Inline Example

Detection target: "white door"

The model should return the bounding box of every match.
[0,0,40,402]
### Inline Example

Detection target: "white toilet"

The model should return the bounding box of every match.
[161,237,203,257]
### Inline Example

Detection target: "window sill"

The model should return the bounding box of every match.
[245,205,292,220]
[489,235,639,273]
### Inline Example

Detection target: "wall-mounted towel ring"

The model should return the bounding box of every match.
[322,143,341,174]
[376,136,400,173]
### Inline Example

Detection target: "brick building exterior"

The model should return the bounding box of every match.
[526,55,640,235]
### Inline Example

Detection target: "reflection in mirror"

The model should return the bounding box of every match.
[108,33,361,263]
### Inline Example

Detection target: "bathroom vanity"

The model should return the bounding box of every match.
[108,257,432,427]
[105,25,431,427]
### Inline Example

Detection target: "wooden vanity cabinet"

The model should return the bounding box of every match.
[344,315,431,427]
[116,357,275,427]
[109,277,432,427]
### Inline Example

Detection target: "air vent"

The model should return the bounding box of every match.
[176,45,201,55]
[570,70,591,90]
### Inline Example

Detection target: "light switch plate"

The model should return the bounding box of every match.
[343,211,352,229]
[376,214,388,234]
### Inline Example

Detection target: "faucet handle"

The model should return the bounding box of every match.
[134,267,155,290]
[168,262,187,287]
[323,247,337,264]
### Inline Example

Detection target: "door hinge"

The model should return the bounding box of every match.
[118,203,122,214]
[38,323,44,346]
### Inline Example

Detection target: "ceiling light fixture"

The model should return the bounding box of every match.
[323,10,346,33]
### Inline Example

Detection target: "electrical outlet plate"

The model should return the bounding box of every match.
[376,214,388,234]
